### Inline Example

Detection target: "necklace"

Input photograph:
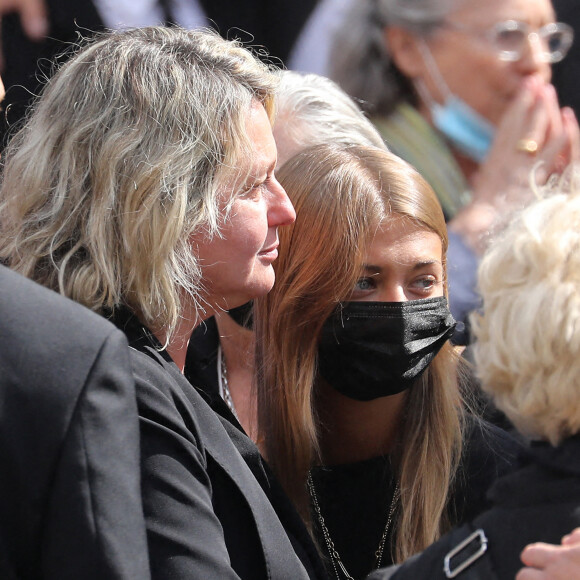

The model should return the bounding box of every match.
[307,472,400,580]
[217,344,240,422]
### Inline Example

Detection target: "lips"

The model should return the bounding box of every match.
[258,242,279,260]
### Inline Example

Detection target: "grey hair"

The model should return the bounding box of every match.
[0,26,279,338]
[329,0,463,114]
[274,70,387,166]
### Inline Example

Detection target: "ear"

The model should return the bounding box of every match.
[384,26,425,79]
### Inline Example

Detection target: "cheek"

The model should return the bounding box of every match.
[227,202,269,249]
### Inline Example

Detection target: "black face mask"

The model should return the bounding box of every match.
[226,300,254,329]
[317,297,456,401]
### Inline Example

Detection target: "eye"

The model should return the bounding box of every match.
[410,275,440,295]
[353,277,376,293]
[241,178,267,200]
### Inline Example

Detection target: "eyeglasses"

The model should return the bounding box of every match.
[442,19,574,63]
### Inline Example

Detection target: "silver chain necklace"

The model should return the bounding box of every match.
[307,472,400,580]
[217,344,240,422]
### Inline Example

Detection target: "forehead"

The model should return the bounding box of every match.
[365,217,443,265]
[244,101,277,176]
[450,0,555,26]
[220,101,277,196]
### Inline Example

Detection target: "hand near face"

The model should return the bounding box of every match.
[450,74,580,255]
[473,74,579,201]
[517,529,580,580]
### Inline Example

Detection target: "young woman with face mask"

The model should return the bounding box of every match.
[254,144,522,580]
[330,0,580,344]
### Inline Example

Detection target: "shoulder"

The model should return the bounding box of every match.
[0,266,130,410]
[462,415,524,474]
[0,265,118,350]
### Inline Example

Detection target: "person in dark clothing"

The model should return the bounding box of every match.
[371,182,580,580]
[0,0,318,148]
[255,143,522,580]
[552,0,580,118]
[0,26,328,580]
[0,264,150,580]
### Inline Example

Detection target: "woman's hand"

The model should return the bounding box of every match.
[449,74,580,255]
[517,529,580,580]
[476,74,579,195]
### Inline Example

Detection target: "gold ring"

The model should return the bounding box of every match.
[516,138,539,155]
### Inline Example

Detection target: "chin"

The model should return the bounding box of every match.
[248,272,276,299]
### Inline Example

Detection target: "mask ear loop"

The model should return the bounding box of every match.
[414,39,453,109]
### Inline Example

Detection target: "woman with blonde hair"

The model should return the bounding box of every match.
[255,143,520,579]
[186,68,389,439]
[379,182,580,580]
[0,26,328,580]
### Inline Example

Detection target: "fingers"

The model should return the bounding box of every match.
[561,108,580,164]
[516,568,545,580]
[562,528,580,546]
[0,0,48,40]
[520,543,562,568]
[518,541,580,580]
[18,0,48,40]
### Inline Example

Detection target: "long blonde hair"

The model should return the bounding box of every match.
[255,144,463,562]
[0,26,278,338]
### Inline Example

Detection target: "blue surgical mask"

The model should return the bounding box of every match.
[430,96,495,163]
[416,41,496,162]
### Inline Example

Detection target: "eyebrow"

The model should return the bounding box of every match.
[245,157,277,188]
[361,259,442,273]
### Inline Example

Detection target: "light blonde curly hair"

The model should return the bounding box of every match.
[473,177,580,445]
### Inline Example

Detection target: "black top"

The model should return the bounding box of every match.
[112,309,327,580]
[309,418,522,580]
[379,434,580,580]
[187,315,522,579]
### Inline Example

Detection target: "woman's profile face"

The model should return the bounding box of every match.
[350,216,444,303]
[192,102,296,313]
[418,0,555,126]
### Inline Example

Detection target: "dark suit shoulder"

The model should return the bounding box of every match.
[0,266,149,579]
[0,265,114,342]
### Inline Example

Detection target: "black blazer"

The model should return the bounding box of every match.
[0,266,150,579]
[113,311,326,580]
[373,437,580,580]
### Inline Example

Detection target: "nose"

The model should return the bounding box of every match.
[378,285,408,303]
[517,32,551,79]
[267,177,296,228]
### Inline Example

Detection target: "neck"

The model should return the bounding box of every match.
[418,102,480,182]
[215,312,258,440]
[315,380,407,465]
[155,313,203,374]
[454,151,479,183]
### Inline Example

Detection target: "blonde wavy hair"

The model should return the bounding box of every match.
[255,144,463,562]
[472,186,580,445]
[0,26,278,337]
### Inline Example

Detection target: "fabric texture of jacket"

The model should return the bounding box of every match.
[372,435,580,580]
[113,310,327,580]
[0,265,150,580]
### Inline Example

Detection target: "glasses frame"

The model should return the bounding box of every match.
[441,19,574,64]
